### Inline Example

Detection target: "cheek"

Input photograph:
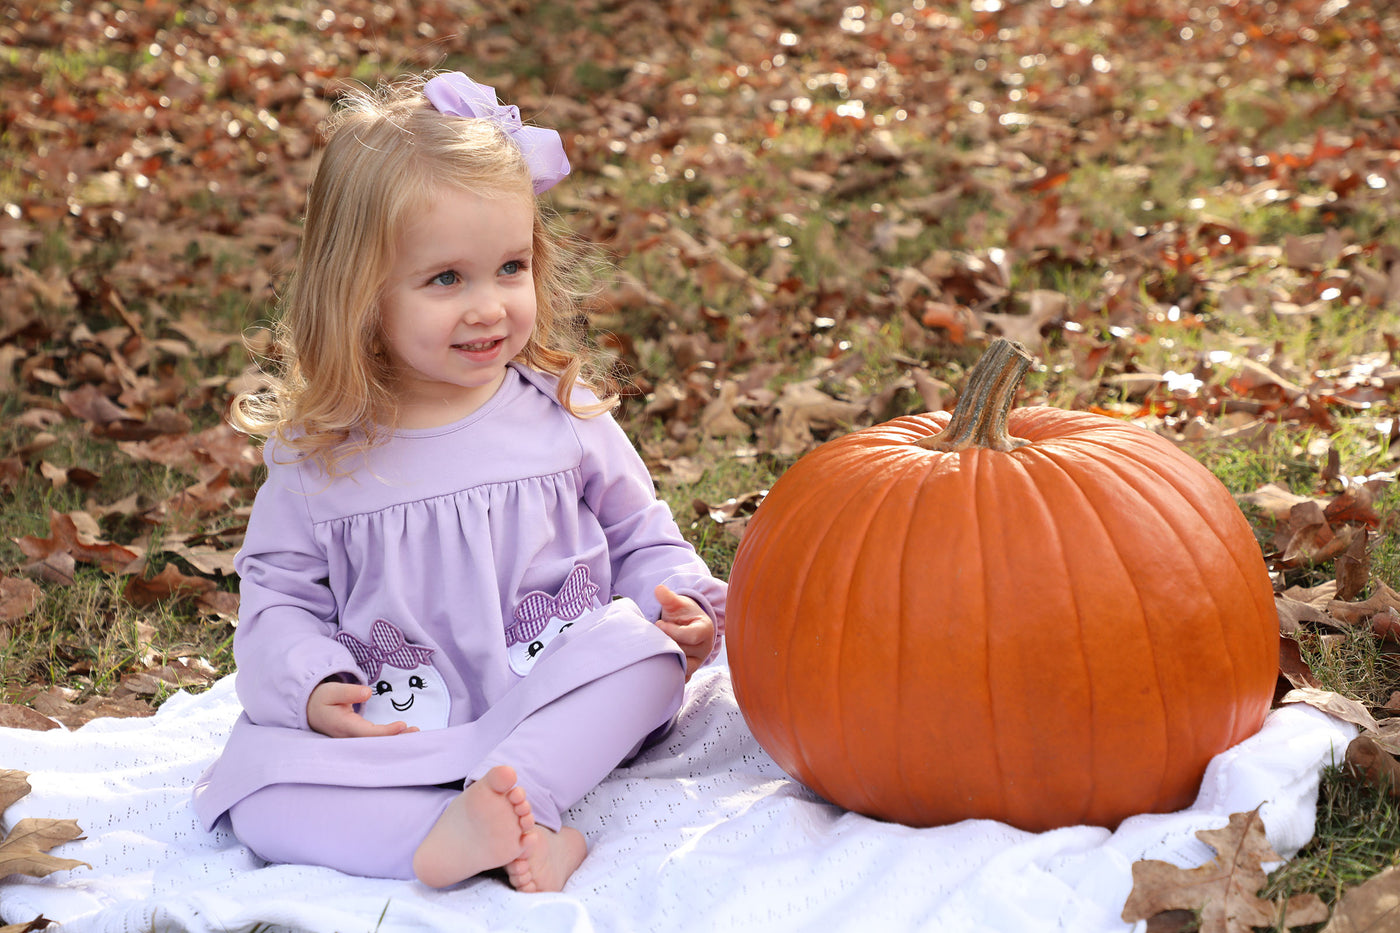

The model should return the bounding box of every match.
[515,302,540,341]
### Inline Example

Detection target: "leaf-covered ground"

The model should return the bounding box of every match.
[2,0,1400,926]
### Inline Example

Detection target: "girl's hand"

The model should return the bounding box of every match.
[654,584,716,682]
[307,680,418,738]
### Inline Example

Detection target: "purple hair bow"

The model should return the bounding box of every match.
[334,619,435,681]
[424,72,571,195]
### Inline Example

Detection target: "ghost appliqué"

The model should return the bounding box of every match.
[334,619,451,731]
[504,564,600,675]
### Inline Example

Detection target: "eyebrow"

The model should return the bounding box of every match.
[403,243,533,278]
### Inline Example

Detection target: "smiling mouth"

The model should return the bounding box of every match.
[454,338,503,353]
[391,695,415,712]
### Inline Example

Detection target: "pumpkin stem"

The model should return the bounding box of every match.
[917,337,1035,452]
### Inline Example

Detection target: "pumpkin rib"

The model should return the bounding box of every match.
[1011,440,1174,823]
[1108,433,1276,622]
[1077,432,1261,703]
[899,445,999,822]
[971,447,1018,822]
[1128,458,1248,787]
[831,451,923,818]
[885,449,935,823]
[1035,440,1195,810]
[733,452,840,779]
[773,452,854,798]
[1005,446,1103,826]
[896,463,934,822]
[862,448,952,818]
[1033,433,1256,810]
[1097,435,1273,740]
[773,440,920,812]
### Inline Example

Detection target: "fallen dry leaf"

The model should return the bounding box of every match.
[767,379,864,456]
[122,563,217,608]
[1334,529,1372,602]
[0,576,41,622]
[1343,735,1400,797]
[1320,864,1400,932]
[13,510,143,575]
[1276,638,1318,693]
[0,819,89,880]
[0,771,32,813]
[1329,581,1400,626]
[0,705,59,732]
[1274,593,1335,635]
[111,658,219,699]
[0,770,88,880]
[29,687,153,729]
[1279,687,1380,734]
[159,535,238,577]
[1122,808,1329,932]
[1240,483,1318,522]
[697,380,752,439]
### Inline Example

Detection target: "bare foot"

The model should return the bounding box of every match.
[412,765,535,888]
[505,825,587,893]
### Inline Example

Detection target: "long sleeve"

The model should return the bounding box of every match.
[575,412,728,661]
[232,449,363,730]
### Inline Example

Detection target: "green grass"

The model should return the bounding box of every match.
[654,438,791,579]
[1266,766,1400,914]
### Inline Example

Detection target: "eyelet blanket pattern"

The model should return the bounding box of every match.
[0,660,1354,933]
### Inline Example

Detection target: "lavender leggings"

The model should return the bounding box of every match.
[227,654,683,879]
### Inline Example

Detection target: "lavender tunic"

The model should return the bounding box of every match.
[193,364,726,828]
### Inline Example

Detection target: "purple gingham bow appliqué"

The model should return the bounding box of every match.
[334,619,435,681]
[423,72,571,195]
[505,564,600,646]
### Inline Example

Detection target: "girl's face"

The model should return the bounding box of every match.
[378,187,537,428]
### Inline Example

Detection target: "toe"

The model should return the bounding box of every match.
[484,765,517,793]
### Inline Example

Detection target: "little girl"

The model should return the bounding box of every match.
[193,72,726,893]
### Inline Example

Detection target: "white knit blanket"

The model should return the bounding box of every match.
[0,661,1353,933]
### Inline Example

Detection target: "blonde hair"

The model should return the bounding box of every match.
[232,75,616,476]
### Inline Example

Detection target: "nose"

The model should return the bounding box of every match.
[461,283,507,325]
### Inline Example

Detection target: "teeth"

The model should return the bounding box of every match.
[458,339,498,351]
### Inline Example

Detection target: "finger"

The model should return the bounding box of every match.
[339,716,409,738]
[317,681,373,707]
[657,620,709,645]
[654,583,690,617]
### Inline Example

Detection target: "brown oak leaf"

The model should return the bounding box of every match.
[29,688,153,729]
[1320,865,1400,932]
[1343,735,1400,796]
[0,576,41,622]
[0,770,89,880]
[13,511,142,575]
[122,563,217,608]
[1122,808,1329,933]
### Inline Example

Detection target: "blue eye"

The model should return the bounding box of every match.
[429,270,459,287]
[501,259,528,276]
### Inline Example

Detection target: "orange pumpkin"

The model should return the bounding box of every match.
[727,339,1279,831]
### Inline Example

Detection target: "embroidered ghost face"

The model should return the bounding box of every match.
[334,619,451,731]
[505,564,600,676]
[363,663,450,731]
[506,615,580,676]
